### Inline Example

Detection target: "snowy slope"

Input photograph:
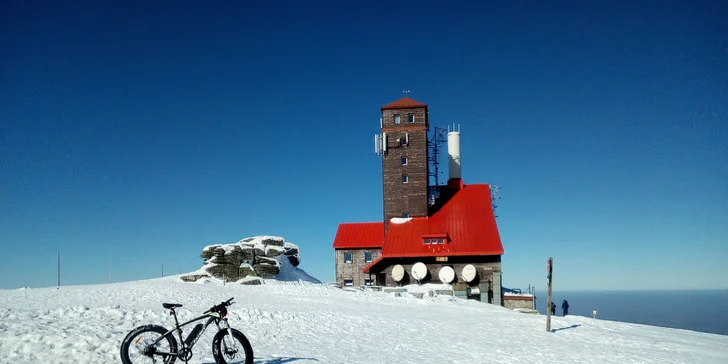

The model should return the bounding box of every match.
[1,277,726,364]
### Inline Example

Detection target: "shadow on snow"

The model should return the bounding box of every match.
[203,357,319,364]
[551,324,582,333]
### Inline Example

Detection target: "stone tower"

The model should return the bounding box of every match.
[379,97,430,233]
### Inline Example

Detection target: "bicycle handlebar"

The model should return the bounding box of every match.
[204,297,235,314]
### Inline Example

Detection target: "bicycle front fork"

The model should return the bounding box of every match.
[220,319,239,353]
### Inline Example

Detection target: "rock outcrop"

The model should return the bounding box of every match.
[180,235,309,283]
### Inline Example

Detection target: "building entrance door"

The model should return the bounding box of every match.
[376,273,386,286]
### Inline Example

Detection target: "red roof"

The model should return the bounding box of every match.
[380,97,428,110]
[362,184,503,272]
[332,222,384,249]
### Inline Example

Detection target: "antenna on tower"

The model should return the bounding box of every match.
[428,126,448,186]
[490,185,501,218]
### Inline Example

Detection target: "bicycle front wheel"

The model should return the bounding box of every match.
[211,328,253,364]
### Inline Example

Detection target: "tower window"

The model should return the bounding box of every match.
[401,157,408,165]
[408,113,414,122]
[344,252,352,263]
[394,114,401,124]
[400,136,407,145]
[364,252,372,262]
[402,175,408,183]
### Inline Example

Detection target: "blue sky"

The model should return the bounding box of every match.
[1,0,726,290]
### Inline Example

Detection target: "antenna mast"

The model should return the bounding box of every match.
[428,126,448,186]
[490,185,501,218]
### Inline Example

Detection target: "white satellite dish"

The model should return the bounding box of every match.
[461,264,477,283]
[411,262,427,281]
[438,266,455,283]
[391,264,405,282]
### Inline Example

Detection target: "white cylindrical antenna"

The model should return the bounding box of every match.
[447,130,461,179]
[382,132,387,152]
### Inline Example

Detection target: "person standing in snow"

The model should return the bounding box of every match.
[562,300,569,316]
[550,301,555,315]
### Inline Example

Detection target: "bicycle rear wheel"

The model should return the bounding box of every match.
[120,324,178,364]
[211,328,253,364]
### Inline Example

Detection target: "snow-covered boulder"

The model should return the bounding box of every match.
[181,235,320,283]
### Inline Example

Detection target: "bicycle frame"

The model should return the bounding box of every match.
[147,309,228,358]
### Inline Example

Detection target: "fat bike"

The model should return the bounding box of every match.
[119,297,253,364]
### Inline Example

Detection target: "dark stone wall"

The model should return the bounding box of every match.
[368,255,502,287]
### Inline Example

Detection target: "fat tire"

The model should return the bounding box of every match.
[211,328,254,364]
[120,324,178,364]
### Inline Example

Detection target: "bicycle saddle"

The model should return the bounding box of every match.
[162,303,183,309]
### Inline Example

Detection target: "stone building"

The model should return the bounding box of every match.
[332,97,506,305]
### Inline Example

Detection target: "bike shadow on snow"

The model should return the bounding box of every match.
[203,357,319,364]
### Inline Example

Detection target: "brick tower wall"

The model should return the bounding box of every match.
[380,106,429,233]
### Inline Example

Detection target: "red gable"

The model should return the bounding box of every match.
[362,184,502,271]
[332,222,384,249]
[380,97,428,110]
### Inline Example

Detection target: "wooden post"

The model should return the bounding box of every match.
[546,257,553,332]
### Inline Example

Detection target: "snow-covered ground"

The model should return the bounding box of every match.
[1,276,726,364]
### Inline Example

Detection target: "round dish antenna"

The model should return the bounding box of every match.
[461,264,477,283]
[391,265,405,282]
[411,262,427,281]
[438,266,455,283]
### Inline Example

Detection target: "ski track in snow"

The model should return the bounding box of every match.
[1,276,727,364]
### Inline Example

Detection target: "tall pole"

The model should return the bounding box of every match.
[57,250,60,289]
[546,257,553,332]
[161,263,164,277]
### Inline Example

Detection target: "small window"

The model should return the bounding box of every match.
[364,279,373,286]
[424,238,430,245]
[402,175,408,183]
[344,279,353,286]
[364,251,372,262]
[400,136,407,145]
[401,157,408,165]
[408,113,414,122]
[394,114,401,124]
[344,252,352,263]
[402,212,409,218]
[438,238,445,244]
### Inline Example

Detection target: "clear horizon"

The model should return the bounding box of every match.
[1,1,726,290]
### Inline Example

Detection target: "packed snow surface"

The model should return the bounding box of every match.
[1,277,727,364]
